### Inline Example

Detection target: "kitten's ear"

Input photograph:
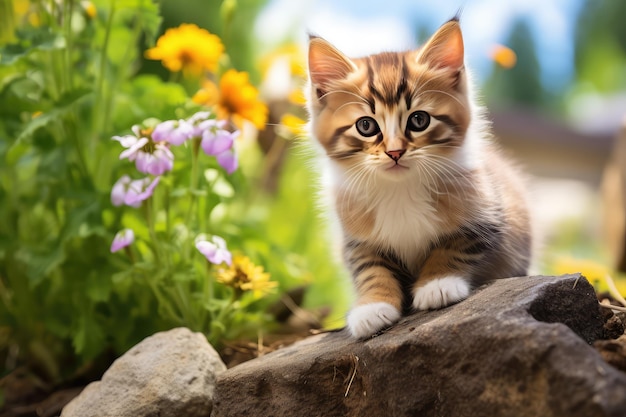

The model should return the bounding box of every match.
[416,19,464,71]
[308,36,356,97]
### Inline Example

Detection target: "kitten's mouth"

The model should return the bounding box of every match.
[385,162,409,171]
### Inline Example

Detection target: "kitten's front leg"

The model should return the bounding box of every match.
[412,247,472,311]
[345,243,403,338]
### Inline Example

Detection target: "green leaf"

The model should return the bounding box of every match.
[85,271,113,302]
[105,26,137,65]
[5,139,30,165]
[59,199,101,244]
[72,314,106,359]
[13,88,92,145]
[0,27,66,66]
[15,245,66,287]
[113,75,187,126]
[115,0,162,46]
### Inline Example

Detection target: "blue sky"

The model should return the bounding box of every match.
[256,0,585,91]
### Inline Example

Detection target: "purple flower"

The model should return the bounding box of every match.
[200,127,239,174]
[135,143,174,175]
[188,111,212,124]
[111,175,160,208]
[195,234,232,266]
[152,119,195,146]
[113,125,148,162]
[216,148,238,174]
[125,176,161,206]
[111,228,135,253]
[113,125,175,175]
[201,128,237,156]
[111,175,138,207]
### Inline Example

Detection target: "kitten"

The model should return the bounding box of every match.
[306,18,532,338]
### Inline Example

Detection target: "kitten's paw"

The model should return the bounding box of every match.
[412,276,470,310]
[347,302,401,339]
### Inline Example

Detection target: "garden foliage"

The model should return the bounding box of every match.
[0,0,346,382]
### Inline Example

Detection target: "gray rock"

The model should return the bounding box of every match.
[62,327,226,417]
[213,274,626,417]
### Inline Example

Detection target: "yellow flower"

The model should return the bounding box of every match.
[82,1,97,19]
[551,256,610,282]
[217,255,278,297]
[288,89,306,106]
[259,44,306,78]
[280,113,306,136]
[490,44,517,69]
[12,0,40,27]
[145,23,224,76]
[193,69,268,130]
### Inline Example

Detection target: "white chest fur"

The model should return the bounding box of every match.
[328,162,444,270]
[369,180,441,261]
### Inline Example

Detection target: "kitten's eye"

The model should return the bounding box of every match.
[407,111,430,132]
[355,117,380,137]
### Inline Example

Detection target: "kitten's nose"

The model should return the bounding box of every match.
[385,149,406,162]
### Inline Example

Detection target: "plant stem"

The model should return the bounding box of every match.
[211,290,239,343]
[62,0,74,91]
[199,262,214,331]
[101,4,144,139]
[173,281,195,329]
[64,114,90,182]
[93,0,116,150]
[186,137,201,225]
[146,275,182,324]
[144,197,162,265]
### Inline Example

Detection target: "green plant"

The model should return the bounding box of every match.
[0,0,332,384]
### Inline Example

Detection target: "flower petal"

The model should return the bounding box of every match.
[119,137,149,161]
[212,130,236,154]
[111,228,135,253]
[196,234,232,265]
[111,175,132,206]
[151,120,176,142]
[216,149,238,174]
[188,111,212,124]
[112,134,139,148]
[134,152,152,174]
[124,176,160,206]
[196,240,217,259]
[169,120,195,145]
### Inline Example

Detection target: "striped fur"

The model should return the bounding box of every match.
[307,19,532,338]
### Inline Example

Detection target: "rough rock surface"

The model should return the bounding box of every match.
[62,327,226,417]
[213,274,626,417]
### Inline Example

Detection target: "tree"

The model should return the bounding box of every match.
[574,0,626,92]
[485,18,544,109]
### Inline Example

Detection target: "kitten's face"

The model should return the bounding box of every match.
[308,20,470,181]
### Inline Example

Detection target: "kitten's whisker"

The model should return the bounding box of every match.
[333,101,368,117]
[408,73,434,102]
[422,157,475,202]
[320,89,370,106]
[414,154,470,198]
[342,162,372,210]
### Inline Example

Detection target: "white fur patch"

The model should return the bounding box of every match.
[412,276,471,310]
[347,302,401,338]
[368,179,439,264]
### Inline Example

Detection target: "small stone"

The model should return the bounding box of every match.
[604,314,625,339]
[62,327,226,417]
[595,335,626,372]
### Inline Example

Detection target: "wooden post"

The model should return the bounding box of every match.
[602,116,626,272]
